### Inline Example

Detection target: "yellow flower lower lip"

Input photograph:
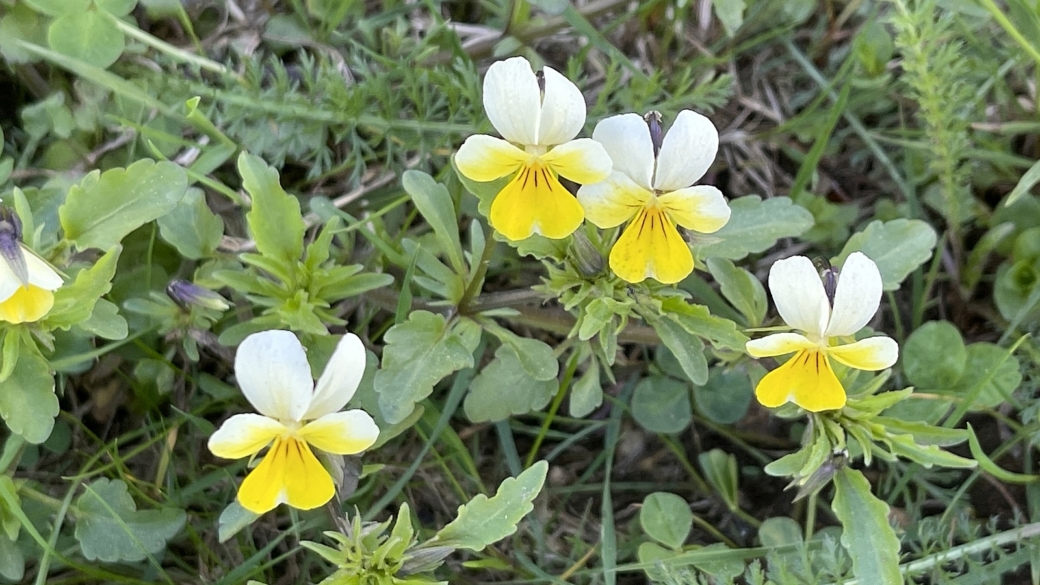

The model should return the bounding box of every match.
[489,162,584,241]
[0,285,55,324]
[754,349,847,412]
[236,436,335,514]
[608,206,693,284]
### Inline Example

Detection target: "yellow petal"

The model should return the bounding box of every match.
[577,171,651,229]
[658,185,731,234]
[489,163,584,240]
[745,332,816,358]
[454,135,528,182]
[608,207,693,284]
[208,414,286,460]
[541,138,612,185]
[0,285,54,323]
[298,410,379,455]
[826,336,898,371]
[237,437,335,514]
[754,350,846,412]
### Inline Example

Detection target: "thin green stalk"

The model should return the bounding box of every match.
[106,14,232,77]
[525,351,580,468]
[975,0,1040,66]
[459,222,496,313]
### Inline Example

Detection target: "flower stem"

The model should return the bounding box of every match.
[524,351,580,468]
[458,222,495,314]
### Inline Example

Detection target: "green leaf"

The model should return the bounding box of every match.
[375,311,474,424]
[758,517,804,547]
[902,321,966,389]
[48,11,123,69]
[79,298,128,340]
[706,257,766,326]
[429,461,548,550]
[651,318,707,385]
[44,246,121,330]
[486,326,559,382]
[886,434,977,469]
[661,298,749,352]
[631,375,692,434]
[0,532,23,582]
[464,345,558,422]
[74,478,186,562]
[569,363,602,418]
[693,367,753,424]
[691,196,813,261]
[402,171,465,275]
[966,424,1037,484]
[157,188,224,259]
[96,0,139,16]
[945,342,1021,409]
[60,160,187,250]
[24,0,90,16]
[640,492,693,549]
[699,449,739,510]
[1006,158,1040,207]
[217,501,260,543]
[712,0,745,36]
[239,152,305,266]
[835,219,938,291]
[0,349,57,444]
[831,468,902,585]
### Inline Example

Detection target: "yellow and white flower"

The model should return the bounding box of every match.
[746,252,899,412]
[577,111,730,284]
[208,330,379,514]
[455,56,612,241]
[0,212,62,324]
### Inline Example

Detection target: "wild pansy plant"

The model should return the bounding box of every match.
[747,252,898,411]
[455,56,612,241]
[208,330,379,514]
[578,110,731,284]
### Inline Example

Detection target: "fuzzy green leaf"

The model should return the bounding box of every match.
[464,345,558,422]
[706,257,767,326]
[831,467,902,585]
[429,461,548,550]
[640,492,693,549]
[835,219,938,291]
[569,364,602,418]
[902,321,966,389]
[48,11,123,69]
[74,478,186,562]
[631,376,692,434]
[661,298,749,352]
[60,160,187,250]
[0,349,57,444]
[402,171,465,275]
[157,188,224,259]
[239,152,305,266]
[217,501,260,543]
[375,311,474,424]
[651,318,708,385]
[691,196,813,261]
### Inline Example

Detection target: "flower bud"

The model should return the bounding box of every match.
[166,280,230,311]
[570,230,604,277]
[644,110,664,158]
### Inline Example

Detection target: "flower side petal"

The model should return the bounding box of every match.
[755,350,846,411]
[541,138,612,185]
[483,57,540,145]
[535,65,587,146]
[653,110,719,192]
[237,437,335,514]
[0,252,21,302]
[235,330,314,421]
[745,332,816,358]
[0,286,53,323]
[304,334,367,420]
[827,336,898,371]
[591,113,655,190]
[577,172,650,229]
[609,208,693,284]
[299,410,379,455]
[490,164,584,240]
[825,252,883,337]
[208,414,286,460]
[23,248,62,291]
[768,255,829,338]
[658,185,730,234]
[455,135,528,182]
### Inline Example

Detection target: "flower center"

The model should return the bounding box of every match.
[525,145,548,157]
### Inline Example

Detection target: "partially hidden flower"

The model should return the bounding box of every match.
[577,111,731,284]
[0,208,62,324]
[746,252,899,412]
[208,330,379,514]
[455,56,612,241]
[166,279,230,312]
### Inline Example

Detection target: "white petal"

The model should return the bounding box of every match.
[541,138,613,185]
[653,110,719,192]
[577,172,651,228]
[303,333,367,420]
[298,410,379,455]
[745,332,817,358]
[825,252,883,337]
[535,65,587,146]
[483,57,541,145]
[455,135,528,182]
[591,113,655,190]
[0,252,21,302]
[768,255,829,338]
[827,336,898,371]
[235,330,314,421]
[658,185,730,234]
[23,247,62,291]
[207,413,286,459]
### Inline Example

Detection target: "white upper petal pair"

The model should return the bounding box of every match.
[767,252,883,340]
[0,246,62,301]
[481,56,588,148]
[208,330,379,459]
